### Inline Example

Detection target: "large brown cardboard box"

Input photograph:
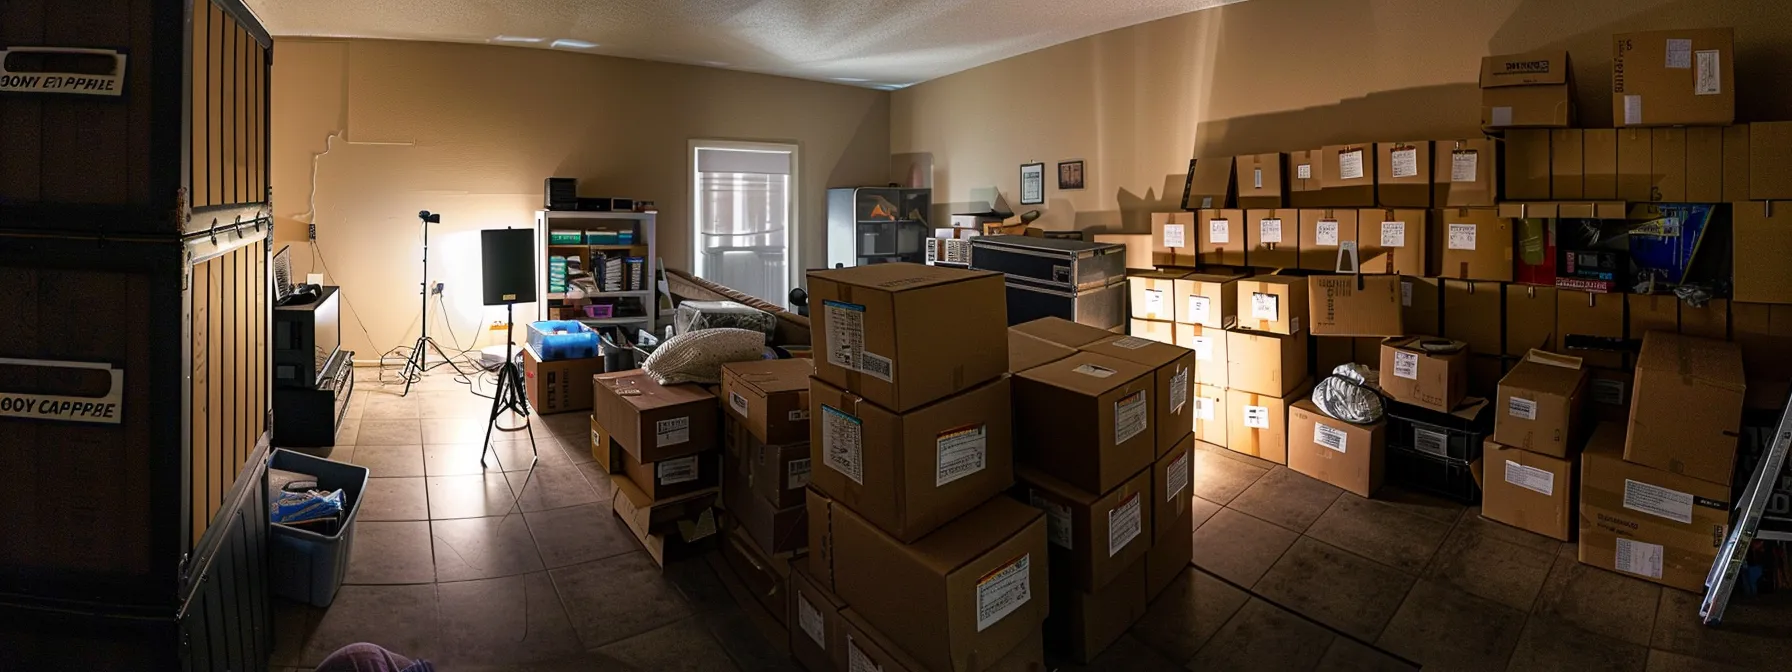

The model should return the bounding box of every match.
[1014,352,1157,494]
[1298,209,1358,271]
[790,566,848,672]
[744,433,811,509]
[1580,427,1730,593]
[1226,329,1308,397]
[724,455,809,554]
[1186,156,1236,210]
[522,346,604,414]
[808,374,1013,542]
[1616,128,1654,202]
[1588,367,1634,424]
[1402,276,1442,336]
[1192,384,1228,448]
[1084,335,1196,457]
[1442,280,1503,356]
[610,475,720,567]
[1129,318,1175,345]
[1612,28,1735,127]
[808,264,1007,413]
[623,447,721,501]
[1653,127,1688,202]
[1046,557,1147,664]
[1481,50,1573,128]
[1376,141,1436,207]
[806,488,838,590]
[1556,290,1626,369]
[1380,337,1469,413]
[1234,275,1309,336]
[833,496,1049,672]
[1151,436,1193,543]
[1438,138,1498,207]
[1733,302,1792,411]
[1434,208,1513,281]
[1320,144,1376,207]
[1309,274,1403,337]
[1625,332,1745,487]
[1175,323,1227,388]
[1146,501,1194,600]
[1359,208,1428,276]
[1225,382,1312,466]
[1551,129,1584,198]
[1583,129,1619,199]
[1095,233,1156,272]
[1128,270,1184,322]
[841,609,1048,672]
[1724,123,1752,202]
[1235,153,1285,209]
[1197,209,1248,266]
[1628,294,1679,341]
[1686,126,1724,203]
[721,358,813,446]
[1288,149,1327,208]
[592,370,720,463]
[1020,465,1151,592]
[1173,272,1244,329]
[1484,441,1574,542]
[1732,203,1792,304]
[1681,298,1728,341]
[1012,316,1117,349]
[1287,398,1385,498]
[1504,130,1552,200]
[1247,209,1300,269]
[1751,122,1792,200]
[1506,285,1559,355]
[1009,331,1077,374]
[1151,212,1197,268]
[590,415,624,474]
[1494,350,1589,459]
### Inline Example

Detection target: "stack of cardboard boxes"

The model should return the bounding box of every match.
[589,370,724,566]
[720,357,815,557]
[799,263,1048,672]
[1481,350,1590,542]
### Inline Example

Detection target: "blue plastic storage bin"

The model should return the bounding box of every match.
[268,449,369,607]
[527,320,602,361]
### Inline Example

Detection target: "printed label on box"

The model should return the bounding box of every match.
[1074,363,1117,379]
[822,405,864,485]
[1167,451,1191,501]
[1244,405,1270,429]
[1401,280,1414,307]
[1251,292,1280,321]
[788,458,812,489]
[1260,218,1283,244]
[1113,336,1154,350]
[1667,38,1692,68]
[655,417,691,447]
[1316,220,1340,246]
[1115,391,1149,444]
[1190,336,1213,361]
[1392,147,1419,178]
[859,351,893,382]
[1414,427,1448,457]
[1253,167,1264,189]
[1507,397,1538,421]
[1451,150,1479,182]
[1381,221,1406,248]
[824,300,866,373]
[1615,537,1665,579]
[1188,295,1211,323]
[729,391,749,416]
[1393,351,1419,380]
[1624,95,1643,125]
[1031,491,1074,549]
[1624,479,1695,524]
[1143,289,1165,316]
[1339,148,1365,180]
[1504,460,1555,496]
[1590,378,1627,406]
[789,409,812,422]
[1170,365,1189,414]
[847,637,879,672]
[799,595,826,646]
[1448,223,1477,250]
[976,554,1032,632]
[1109,493,1143,557]
[657,454,700,485]
[1209,219,1231,244]
[1491,106,1513,127]
[1194,396,1217,422]
[1696,50,1722,95]
[1314,423,1348,453]
[936,424,988,487]
[1163,224,1186,248]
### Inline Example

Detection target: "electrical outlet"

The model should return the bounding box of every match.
[308,223,317,240]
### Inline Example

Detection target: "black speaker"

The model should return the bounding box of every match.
[481,228,538,306]
[545,177,577,210]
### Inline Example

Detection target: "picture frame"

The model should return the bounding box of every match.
[1019,162,1045,205]
[1179,158,1199,211]
[1057,160,1085,191]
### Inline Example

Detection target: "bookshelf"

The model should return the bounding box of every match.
[534,210,659,337]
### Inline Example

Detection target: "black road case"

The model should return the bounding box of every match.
[970,235,1125,289]
[1004,275,1127,329]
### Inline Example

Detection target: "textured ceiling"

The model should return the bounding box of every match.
[244,0,1244,88]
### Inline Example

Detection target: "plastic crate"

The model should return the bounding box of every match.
[549,230,585,245]
[268,449,369,607]
[1385,398,1492,462]
[527,320,602,361]
[1386,445,1481,504]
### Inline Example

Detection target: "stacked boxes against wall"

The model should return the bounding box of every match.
[716,358,816,629]
[590,371,724,567]
[1480,350,1590,543]
[802,263,1049,672]
[1009,316,1196,662]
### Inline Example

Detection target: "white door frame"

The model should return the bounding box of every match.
[689,139,801,300]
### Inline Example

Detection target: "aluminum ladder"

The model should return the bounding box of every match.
[1700,399,1792,625]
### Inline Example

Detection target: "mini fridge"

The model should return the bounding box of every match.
[826,187,932,268]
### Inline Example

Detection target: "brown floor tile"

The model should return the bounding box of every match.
[1188,598,1335,671]
[1192,444,1270,505]
[1252,537,1414,641]
[1189,495,1222,532]
[1507,616,1649,672]
[535,411,593,439]
[269,598,322,668]
[334,418,362,446]
[693,606,805,672]
[1128,568,1249,663]
[363,393,423,420]
[1645,650,1752,671]
[299,584,438,666]
[1226,467,1342,533]
[420,390,496,419]
[1371,484,1467,525]
[359,476,430,522]
[1191,508,1298,587]
[426,473,518,519]
[434,571,584,666]
[525,502,638,568]
[432,515,545,582]
[422,443,500,477]
[553,553,696,648]
[1651,589,1792,669]
[350,442,426,477]
[1532,551,1662,646]
[1457,507,1562,554]
[1051,634,1184,671]
[504,465,600,512]
[344,521,435,585]
[493,435,574,471]
[595,617,742,672]
[1316,638,1418,671]
[1422,524,1554,612]
[1305,493,1452,573]
[421,418,491,444]
[1374,579,1524,672]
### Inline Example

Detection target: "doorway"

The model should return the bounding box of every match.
[690,141,797,306]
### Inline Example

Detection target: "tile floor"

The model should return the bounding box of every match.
[269,369,1789,671]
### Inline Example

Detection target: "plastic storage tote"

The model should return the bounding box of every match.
[527,320,602,360]
[269,449,369,607]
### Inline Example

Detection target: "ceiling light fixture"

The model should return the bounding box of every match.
[550,39,599,50]
[491,35,543,43]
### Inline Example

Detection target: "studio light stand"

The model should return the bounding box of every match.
[479,301,536,470]
[398,210,470,397]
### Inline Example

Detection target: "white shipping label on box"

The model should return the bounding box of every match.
[1381,221,1406,248]
[1338,149,1366,180]
[1253,167,1263,189]
[1191,336,1213,362]
[858,351,893,382]
[1074,363,1117,379]
[1209,219,1231,244]
[1113,336,1153,350]
[1666,38,1692,68]
[1108,494,1143,557]
[847,638,880,672]
[1314,423,1348,453]
[1296,163,1312,180]
[1414,427,1448,457]
[1243,405,1271,429]
[1507,397,1538,421]
[788,458,812,489]
[1251,292,1280,321]
[1393,351,1419,380]
[1590,378,1627,406]
[824,300,866,373]
[822,405,865,485]
[935,424,988,487]
[1193,396,1216,422]
[1696,50,1722,95]
[798,596,826,647]
[1624,95,1643,125]
[1504,460,1555,496]
[729,391,749,416]
[1259,218,1283,244]
[1401,280,1414,307]
[1316,220,1340,246]
[975,554,1032,632]
[1143,289,1165,316]
[657,455,701,485]
[1030,492,1074,549]
[789,409,811,422]
[1391,147,1418,178]
[655,417,691,447]
[1490,106,1514,127]
[1187,296,1211,323]
[1624,479,1695,524]
[1615,537,1665,579]
[1451,150,1479,182]
[1114,391,1149,444]
[1170,366,1189,414]
[1447,223,1477,250]
[1163,224,1186,248]
[1167,451,1191,501]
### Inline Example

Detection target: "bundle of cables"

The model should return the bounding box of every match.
[1311,363,1386,425]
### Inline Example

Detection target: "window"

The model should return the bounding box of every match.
[692,142,796,306]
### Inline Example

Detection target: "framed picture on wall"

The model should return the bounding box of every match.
[1058,160,1085,190]
[1020,162,1045,205]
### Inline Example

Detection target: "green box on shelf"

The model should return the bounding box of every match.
[550,230,585,245]
[589,230,621,246]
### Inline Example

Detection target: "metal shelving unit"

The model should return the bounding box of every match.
[534,210,659,335]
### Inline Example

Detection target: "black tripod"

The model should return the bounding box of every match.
[480,302,537,469]
[399,210,469,397]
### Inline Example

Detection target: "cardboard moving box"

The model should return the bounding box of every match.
[1153,212,1197,268]
[1583,129,1619,199]
[1128,270,1184,322]
[1151,436,1194,543]
[790,567,847,672]
[1441,280,1502,356]
[1095,233,1156,272]
[1287,398,1386,497]
[832,496,1049,672]
[523,345,604,414]
[592,370,720,463]
[1226,329,1309,398]
[841,609,1048,672]
[1298,209,1358,271]
[1177,323,1229,388]
[1376,141,1437,207]
[1320,144,1377,206]
[1012,316,1117,349]
[1552,129,1585,198]
[1234,275,1309,336]
[1506,285,1559,355]
[1557,290,1627,370]
[1434,207,1513,281]
[1226,382,1313,465]
[1481,50,1573,128]
[744,433,811,509]
[1174,272,1245,329]
[1309,274,1403,337]
[1484,441,1574,542]
[721,358,814,446]
[1380,337,1469,413]
[1289,149,1326,208]
[1146,500,1194,600]
[1625,331,1745,487]
[1504,130,1552,200]
[1247,209,1300,269]
[1580,426,1730,593]
[622,447,721,501]
[1732,203,1792,305]
[1360,208,1428,276]
[1046,557,1147,664]
[724,454,809,554]
[1192,384,1228,448]
[808,263,1007,413]
[1198,209,1248,266]
[1612,28,1735,127]
[1186,156,1236,210]
[611,475,720,567]
[1014,352,1158,494]
[1402,276,1442,336]
[1129,318,1176,345]
[1009,330,1078,374]
[808,375,1014,543]
[806,488,839,591]
[1438,139,1499,207]
[1733,302,1792,411]
[1235,153,1286,209]
[1084,335,1196,456]
[1021,465,1152,592]
[1494,350,1588,459]
[1748,121,1792,200]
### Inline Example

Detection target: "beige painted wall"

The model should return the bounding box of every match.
[891,0,1792,233]
[272,39,889,359]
